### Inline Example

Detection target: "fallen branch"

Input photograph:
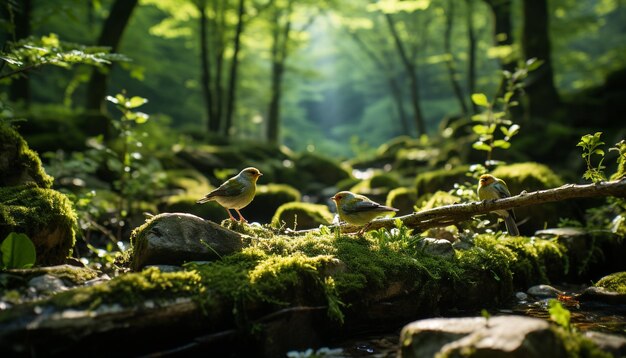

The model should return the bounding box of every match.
[287,179,626,235]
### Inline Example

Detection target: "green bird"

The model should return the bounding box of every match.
[477,174,520,236]
[197,167,262,222]
[331,191,398,234]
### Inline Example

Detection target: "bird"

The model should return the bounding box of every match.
[477,174,520,236]
[196,167,262,223]
[331,191,399,234]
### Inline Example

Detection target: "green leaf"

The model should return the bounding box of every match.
[134,112,149,123]
[473,125,489,135]
[471,113,488,122]
[503,91,514,103]
[507,124,520,136]
[473,141,491,151]
[526,58,544,72]
[471,93,489,107]
[593,149,605,156]
[493,140,511,149]
[1,232,37,269]
[105,95,119,104]
[548,299,571,331]
[127,96,148,109]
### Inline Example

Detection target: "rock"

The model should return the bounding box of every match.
[130,212,248,271]
[1,186,78,266]
[577,286,626,305]
[295,152,352,188]
[271,202,334,230]
[0,122,53,188]
[244,184,301,224]
[414,165,470,197]
[400,315,568,358]
[28,274,68,294]
[527,284,563,299]
[386,187,417,216]
[5,264,99,285]
[584,331,626,357]
[593,271,626,294]
[417,238,454,258]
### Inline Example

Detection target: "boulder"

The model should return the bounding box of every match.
[0,122,53,188]
[244,184,301,224]
[386,187,417,216]
[271,202,334,230]
[129,213,248,271]
[400,315,568,358]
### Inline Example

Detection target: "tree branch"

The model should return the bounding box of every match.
[287,179,626,235]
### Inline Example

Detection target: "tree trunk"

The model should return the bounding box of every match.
[384,13,426,136]
[521,0,560,119]
[484,0,514,96]
[267,1,292,144]
[198,3,219,133]
[444,0,468,117]
[8,0,32,106]
[85,0,138,114]
[223,0,246,136]
[465,0,477,113]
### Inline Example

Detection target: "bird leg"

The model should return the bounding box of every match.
[356,222,372,236]
[225,209,237,221]
[235,209,248,223]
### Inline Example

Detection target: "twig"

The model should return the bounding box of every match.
[288,179,626,235]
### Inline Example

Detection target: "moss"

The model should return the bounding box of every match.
[594,271,626,293]
[350,172,401,195]
[295,152,352,187]
[271,202,334,230]
[0,122,53,188]
[417,191,461,211]
[414,165,471,197]
[50,267,203,309]
[553,326,613,358]
[386,187,418,215]
[0,184,77,265]
[244,184,301,223]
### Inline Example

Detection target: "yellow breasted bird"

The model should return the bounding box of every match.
[477,174,520,236]
[331,191,398,234]
[196,167,262,222]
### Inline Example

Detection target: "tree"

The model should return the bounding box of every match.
[6,0,32,106]
[85,0,139,116]
[521,0,560,119]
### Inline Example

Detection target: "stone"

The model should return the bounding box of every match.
[527,284,563,299]
[417,238,454,258]
[28,274,68,294]
[400,315,568,358]
[584,331,626,357]
[130,212,248,271]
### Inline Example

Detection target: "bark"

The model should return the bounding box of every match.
[85,0,138,113]
[444,0,468,117]
[198,2,219,133]
[223,0,246,136]
[8,0,31,106]
[521,0,561,119]
[291,179,626,235]
[267,0,293,144]
[384,13,425,136]
[484,0,514,96]
[465,0,477,113]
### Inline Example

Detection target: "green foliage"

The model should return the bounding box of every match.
[471,58,542,165]
[548,299,572,332]
[0,33,128,81]
[105,91,167,220]
[1,232,36,269]
[577,132,607,182]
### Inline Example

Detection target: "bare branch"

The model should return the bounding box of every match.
[287,179,626,235]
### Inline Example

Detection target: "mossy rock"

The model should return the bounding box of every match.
[491,162,568,235]
[271,202,334,230]
[158,196,229,223]
[594,272,626,294]
[244,184,301,224]
[295,152,352,187]
[417,191,461,211]
[414,165,471,197]
[386,187,418,216]
[350,172,401,194]
[0,185,77,266]
[0,122,53,188]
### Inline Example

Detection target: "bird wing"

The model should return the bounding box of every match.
[493,180,512,198]
[344,196,397,213]
[205,177,246,199]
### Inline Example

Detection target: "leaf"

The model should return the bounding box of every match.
[105,95,119,104]
[471,113,488,122]
[127,96,148,109]
[473,125,489,135]
[593,149,605,156]
[526,58,544,72]
[471,93,489,107]
[134,112,149,123]
[548,299,571,330]
[473,141,491,151]
[507,124,520,136]
[493,140,511,149]
[1,232,36,269]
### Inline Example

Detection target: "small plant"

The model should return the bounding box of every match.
[577,132,607,183]
[1,232,36,269]
[548,299,572,332]
[471,58,542,166]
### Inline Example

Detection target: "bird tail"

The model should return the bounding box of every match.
[504,215,520,236]
[196,196,214,204]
